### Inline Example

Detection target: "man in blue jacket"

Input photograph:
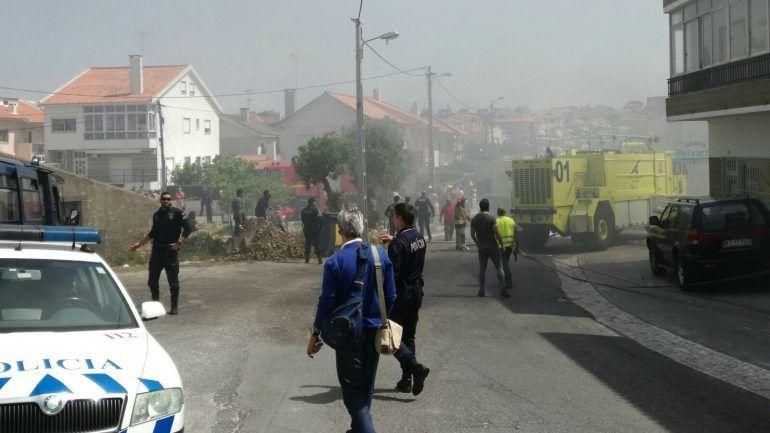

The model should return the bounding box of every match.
[307,208,396,433]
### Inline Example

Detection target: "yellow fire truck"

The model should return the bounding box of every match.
[510,147,686,250]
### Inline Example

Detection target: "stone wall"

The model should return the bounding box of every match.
[51,167,158,264]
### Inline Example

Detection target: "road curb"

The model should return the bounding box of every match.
[556,256,770,400]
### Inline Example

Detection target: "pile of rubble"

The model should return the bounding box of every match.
[232,219,304,261]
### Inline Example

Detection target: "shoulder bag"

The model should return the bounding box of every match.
[371,246,403,355]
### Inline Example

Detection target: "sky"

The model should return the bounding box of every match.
[0,0,670,116]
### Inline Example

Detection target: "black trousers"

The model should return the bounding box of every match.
[148,249,179,303]
[417,215,432,241]
[392,284,423,373]
[304,230,321,261]
[477,244,504,292]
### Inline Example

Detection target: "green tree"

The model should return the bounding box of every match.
[206,155,290,213]
[344,120,407,200]
[292,133,355,211]
[171,155,291,214]
[171,161,207,187]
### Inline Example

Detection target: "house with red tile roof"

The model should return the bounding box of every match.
[41,55,222,190]
[0,98,44,161]
[276,90,466,193]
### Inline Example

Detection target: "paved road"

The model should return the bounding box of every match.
[540,228,770,372]
[117,239,770,432]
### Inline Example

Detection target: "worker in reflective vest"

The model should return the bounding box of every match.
[496,207,517,291]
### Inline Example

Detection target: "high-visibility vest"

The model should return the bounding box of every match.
[497,216,516,247]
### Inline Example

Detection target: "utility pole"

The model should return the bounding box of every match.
[353,17,368,240]
[426,66,435,189]
[157,102,167,191]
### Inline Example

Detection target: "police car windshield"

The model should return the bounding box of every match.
[0,259,137,332]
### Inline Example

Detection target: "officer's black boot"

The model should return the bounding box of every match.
[169,292,179,315]
[395,371,412,393]
[150,289,160,302]
[412,363,430,396]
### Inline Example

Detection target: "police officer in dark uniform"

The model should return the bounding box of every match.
[379,202,430,396]
[300,197,323,264]
[130,191,191,315]
[414,190,435,241]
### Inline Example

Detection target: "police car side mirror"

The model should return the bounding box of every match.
[649,216,660,227]
[140,301,166,321]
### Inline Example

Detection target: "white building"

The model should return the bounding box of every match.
[663,0,770,204]
[42,55,222,190]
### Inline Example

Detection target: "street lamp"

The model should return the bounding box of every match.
[353,17,398,240]
[484,96,504,158]
[426,67,452,191]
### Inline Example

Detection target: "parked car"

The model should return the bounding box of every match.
[647,198,770,290]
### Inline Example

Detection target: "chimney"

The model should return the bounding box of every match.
[239,108,250,122]
[9,102,17,115]
[129,55,144,94]
[372,89,381,102]
[284,89,296,118]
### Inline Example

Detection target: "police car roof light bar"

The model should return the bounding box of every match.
[0,225,102,244]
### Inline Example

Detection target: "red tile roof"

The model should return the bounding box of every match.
[0,100,43,123]
[42,65,188,105]
[326,92,465,135]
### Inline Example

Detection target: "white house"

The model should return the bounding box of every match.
[42,55,222,190]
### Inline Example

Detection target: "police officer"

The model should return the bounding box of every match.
[379,202,430,396]
[384,193,401,235]
[414,191,435,241]
[300,197,323,264]
[129,191,191,315]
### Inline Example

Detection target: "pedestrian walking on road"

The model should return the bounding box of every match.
[385,193,401,235]
[496,207,517,292]
[379,203,431,396]
[454,197,470,250]
[301,198,323,264]
[414,191,435,242]
[129,191,192,315]
[255,189,271,218]
[439,198,455,241]
[231,188,246,236]
[308,208,396,433]
[470,199,507,298]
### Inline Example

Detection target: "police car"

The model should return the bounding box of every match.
[0,226,184,433]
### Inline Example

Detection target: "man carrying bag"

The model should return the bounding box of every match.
[307,208,396,433]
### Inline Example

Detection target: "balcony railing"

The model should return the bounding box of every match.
[668,53,770,96]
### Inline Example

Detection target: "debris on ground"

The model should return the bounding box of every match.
[231,219,304,261]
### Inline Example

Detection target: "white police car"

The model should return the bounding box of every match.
[0,226,184,433]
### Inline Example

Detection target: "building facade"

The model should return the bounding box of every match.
[42,56,221,191]
[0,98,44,160]
[664,0,770,203]
[277,91,465,193]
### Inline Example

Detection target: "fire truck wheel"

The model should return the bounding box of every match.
[592,207,615,250]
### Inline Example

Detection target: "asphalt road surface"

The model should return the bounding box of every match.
[117,237,770,433]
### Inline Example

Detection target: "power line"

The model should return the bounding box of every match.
[0,68,425,101]
[364,43,425,77]
[433,77,473,110]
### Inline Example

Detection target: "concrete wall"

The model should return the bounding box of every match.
[52,166,158,264]
[709,113,770,158]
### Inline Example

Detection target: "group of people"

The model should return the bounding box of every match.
[385,191,436,241]
[128,185,515,433]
